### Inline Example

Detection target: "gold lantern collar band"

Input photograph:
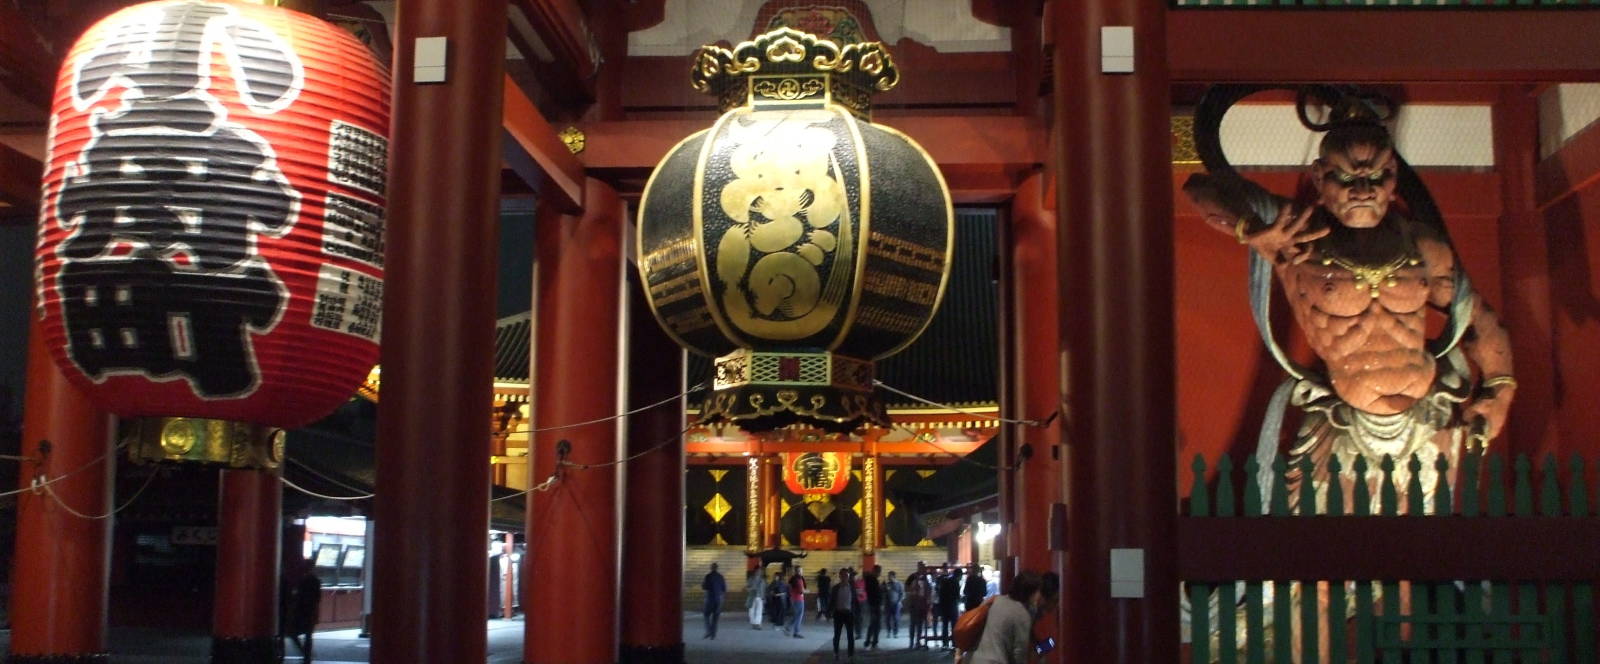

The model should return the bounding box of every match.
[690,27,900,119]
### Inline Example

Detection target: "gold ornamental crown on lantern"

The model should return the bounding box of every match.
[690,28,900,117]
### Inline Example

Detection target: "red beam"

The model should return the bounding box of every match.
[577,115,1042,197]
[0,1,56,110]
[0,140,43,210]
[1179,517,1600,582]
[1170,10,1600,82]
[683,439,989,456]
[508,0,594,78]
[502,73,585,212]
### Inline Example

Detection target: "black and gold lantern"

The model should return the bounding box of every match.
[638,28,953,432]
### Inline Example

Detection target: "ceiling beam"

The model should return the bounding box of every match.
[0,142,42,218]
[1169,10,1600,82]
[502,73,585,212]
[0,1,57,111]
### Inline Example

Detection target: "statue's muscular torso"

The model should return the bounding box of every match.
[1280,215,1455,415]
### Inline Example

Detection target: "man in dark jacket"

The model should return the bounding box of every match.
[863,565,884,649]
[702,562,727,639]
[962,562,987,612]
[935,567,962,649]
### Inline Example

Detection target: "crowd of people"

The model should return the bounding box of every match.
[702,560,1055,662]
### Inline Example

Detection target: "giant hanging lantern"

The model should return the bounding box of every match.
[35,0,389,466]
[782,451,851,495]
[638,28,953,433]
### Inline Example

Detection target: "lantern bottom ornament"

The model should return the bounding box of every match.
[703,349,887,433]
[128,417,284,470]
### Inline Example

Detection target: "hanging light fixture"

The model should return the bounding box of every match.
[637,27,953,433]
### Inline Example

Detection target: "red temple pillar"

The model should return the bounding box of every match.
[761,456,779,549]
[620,275,686,663]
[211,468,283,663]
[8,320,115,663]
[1010,171,1064,575]
[370,0,505,660]
[1493,85,1555,458]
[525,179,625,664]
[1053,1,1179,662]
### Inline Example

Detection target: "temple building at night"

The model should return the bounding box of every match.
[0,1,1598,663]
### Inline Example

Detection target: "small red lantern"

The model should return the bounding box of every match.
[782,451,851,495]
[35,0,389,431]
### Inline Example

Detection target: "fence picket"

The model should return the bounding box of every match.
[1569,456,1588,518]
[1461,450,1482,517]
[1354,456,1372,517]
[1328,456,1346,516]
[1382,578,1402,664]
[1571,583,1595,664]
[1464,580,1486,664]
[1218,455,1236,517]
[1435,455,1453,516]
[1546,583,1567,664]
[1381,455,1399,516]
[1414,580,1434,664]
[1247,580,1266,664]
[1299,456,1318,516]
[1515,583,1540,662]
[1192,582,1212,664]
[1358,580,1376,664]
[1302,581,1320,664]
[1540,455,1561,517]
[1330,579,1348,664]
[1435,582,1460,664]
[1192,455,1211,517]
[1486,455,1506,518]
[1244,455,1264,517]
[1490,582,1512,664]
[1513,454,1534,517]
[1272,456,1290,517]
[1408,455,1426,516]
[1219,581,1238,664]
[1275,579,1293,664]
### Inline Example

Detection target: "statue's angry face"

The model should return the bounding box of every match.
[1312,142,1397,229]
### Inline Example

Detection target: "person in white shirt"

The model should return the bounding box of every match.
[967,571,1045,664]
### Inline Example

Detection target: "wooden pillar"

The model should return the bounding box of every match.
[619,276,687,663]
[370,0,505,660]
[7,321,115,663]
[1010,171,1064,576]
[745,455,762,572]
[1494,84,1554,457]
[525,179,625,664]
[211,468,283,663]
[761,455,780,549]
[1052,1,1179,662]
[860,454,881,570]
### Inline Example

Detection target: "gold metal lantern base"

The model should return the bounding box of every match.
[128,417,284,470]
[701,349,888,433]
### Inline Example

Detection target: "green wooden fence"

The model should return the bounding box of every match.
[1173,1,1600,7]
[1183,451,1599,663]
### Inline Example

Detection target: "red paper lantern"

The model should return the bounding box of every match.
[782,451,852,495]
[35,0,389,429]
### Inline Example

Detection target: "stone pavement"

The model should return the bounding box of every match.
[685,609,956,664]
[0,612,956,663]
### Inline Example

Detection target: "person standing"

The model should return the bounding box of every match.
[768,569,789,632]
[787,565,808,637]
[883,570,904,640]
[936,567,962,649]
[863,565,883,649]
[815,567,832,621]
[967,572,1046,664]
[852,567,867,635]
[905,563,932,649]
[963,563,987,612]
[746,567,766,630]
[831,569,857,659]
[702,562,727,639]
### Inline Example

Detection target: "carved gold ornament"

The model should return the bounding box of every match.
[558,125,585,155]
